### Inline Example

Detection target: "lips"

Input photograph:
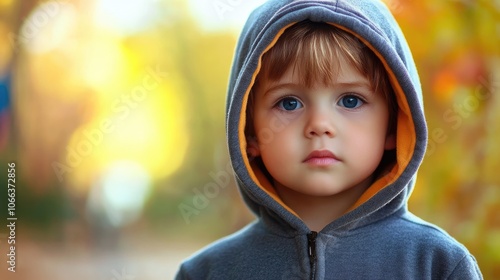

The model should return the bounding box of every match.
[303,150,340,166]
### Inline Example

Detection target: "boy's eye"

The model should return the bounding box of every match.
[277,97,303,111]
[338,95,363,109]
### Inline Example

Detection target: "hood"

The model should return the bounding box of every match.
[225,0,427,233]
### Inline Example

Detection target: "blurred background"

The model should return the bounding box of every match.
[0,0,498,279]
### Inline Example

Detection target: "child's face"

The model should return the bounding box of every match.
[250,60,395,197]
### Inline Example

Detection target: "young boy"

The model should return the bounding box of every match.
[176,0,482,279]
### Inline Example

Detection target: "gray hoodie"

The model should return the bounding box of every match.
[176,0,483,279]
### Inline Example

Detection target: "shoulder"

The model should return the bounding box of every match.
[366,211,483,279]
[396,212,468,251]
[175,220,270,279]
[355,211,472,257]
[369,211,469,256]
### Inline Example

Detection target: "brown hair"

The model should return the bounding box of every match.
[247,20,398,137]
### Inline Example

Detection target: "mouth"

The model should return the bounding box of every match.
[303,150,340,166]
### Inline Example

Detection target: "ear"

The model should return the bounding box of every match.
[384,133,396,150]
[246,136,261,158]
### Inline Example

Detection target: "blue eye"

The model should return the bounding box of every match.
[277,97,303,111]
[338,95,363,109]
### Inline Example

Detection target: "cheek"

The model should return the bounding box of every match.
[359,106,389,137]
[254,110,299,144]
[256,121,296,151]
[258,132,294,174]
[343,113,389,152]
[255,119,300,165]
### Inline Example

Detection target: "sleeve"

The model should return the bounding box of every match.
[447,254,483,280]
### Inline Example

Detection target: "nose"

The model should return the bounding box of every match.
[304,109,335,138]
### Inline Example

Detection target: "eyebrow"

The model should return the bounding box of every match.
[335,80,372,89]
[264,83,303,96]
[337,80,375,95]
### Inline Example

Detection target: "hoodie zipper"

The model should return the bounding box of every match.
[307,231,317,280]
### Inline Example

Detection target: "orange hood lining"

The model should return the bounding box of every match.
[237,22,416,218]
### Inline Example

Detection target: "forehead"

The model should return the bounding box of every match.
[258,58,372,94]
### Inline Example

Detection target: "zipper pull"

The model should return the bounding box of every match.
[307,231,317,264]
[307,231,318,280]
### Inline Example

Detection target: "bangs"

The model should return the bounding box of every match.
[255,20,391,96]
